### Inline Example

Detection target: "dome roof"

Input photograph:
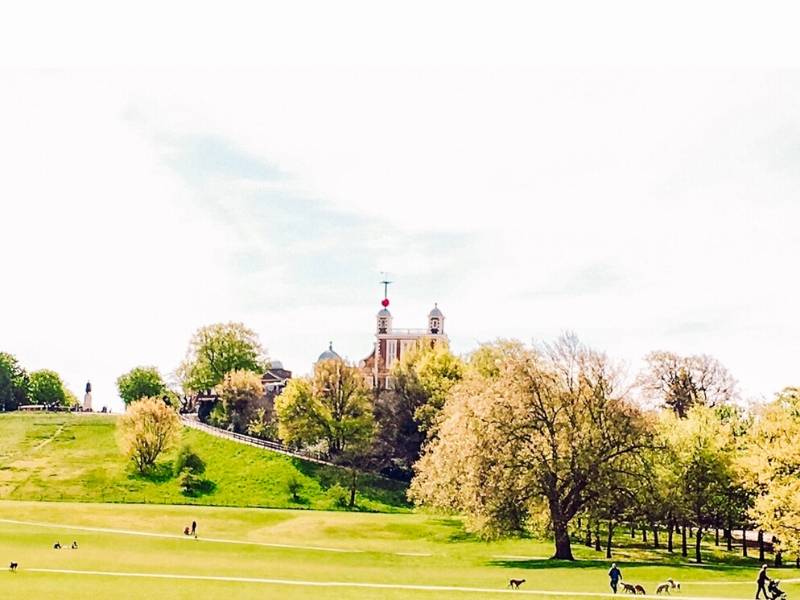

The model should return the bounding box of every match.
[317,342,343,362]
[377,308,392,317]
[428,303,443,317]
[269,360,284,370]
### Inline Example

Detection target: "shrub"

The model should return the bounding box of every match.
[174,445,206,476]
[287,474,304,502]
[326,483,349,509]
[179,470,203,496]
[117,397,181,474]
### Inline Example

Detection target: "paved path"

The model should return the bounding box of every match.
[22,567,756,599]
[0,517,432,557]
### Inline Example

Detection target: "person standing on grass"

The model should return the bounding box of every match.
[608,563,622,594]
[191,521,196,537]
[755,564,770,599]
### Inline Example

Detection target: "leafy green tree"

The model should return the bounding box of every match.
[742,387,800,557]
[116,366,167,406]
[117,397,181,474]
[410,335,653,560]
[178,322,266,393]
[376,342,463,471]
[216,369,264,433]
[276,359,374,458]
[28,369,70,408]
[0,352,29,411]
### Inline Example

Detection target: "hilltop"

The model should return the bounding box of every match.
[0,413,408,512]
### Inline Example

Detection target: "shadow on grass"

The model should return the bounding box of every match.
[129,462,174,484]
[489,556,766,572]
[181,479,217,498]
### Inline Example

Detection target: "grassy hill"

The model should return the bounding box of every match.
[0,413,408,512]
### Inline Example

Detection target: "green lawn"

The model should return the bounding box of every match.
[0,413,407,511]
[1,501,798,599]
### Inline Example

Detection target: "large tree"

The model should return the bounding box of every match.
[638,351,737,418]
[410,336,653,560]
[215,369,264,433]
[376,342,463,471]
[116,366,167,406]
[0,352,29,411]
[117,396,182,474]
[275,358,374,459]
[178,322,266,393]
[28,369,71,408]
[743,387,800,557]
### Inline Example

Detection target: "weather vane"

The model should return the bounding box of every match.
[379,272,392,307]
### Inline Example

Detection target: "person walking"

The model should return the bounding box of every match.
[608,563,622,594]
[755,564,770,599]
[191,521,197,536]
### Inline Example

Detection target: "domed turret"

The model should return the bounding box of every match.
[317,342,343,363]
[377,307,392,334]
[428,303,444,334]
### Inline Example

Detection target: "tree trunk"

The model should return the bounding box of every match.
[652,523,660,549]
[606,520,615,559]
[695,526,703,563]
[578,517,582,530]
[348,469,358,508]
[758,530,765,562]
[795,555,799,568]
[585,520,592,547]
[630,522,635,538]
[715,527,719,546]
[775,550,782,567]
[642,525,647,543]
[725,518,733,551]
[681,524,688,557]
[594,522,602,552]
[743,527,748,557]
[667,520,674,553]
[549,500,574,560]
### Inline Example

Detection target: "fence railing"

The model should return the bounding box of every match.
[180,416,335,466]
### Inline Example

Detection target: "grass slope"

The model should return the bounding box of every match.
[2,501,798,600]
[0,413,407,511]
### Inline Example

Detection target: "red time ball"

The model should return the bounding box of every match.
[381,298,390,307]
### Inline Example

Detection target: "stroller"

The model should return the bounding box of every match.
[768,579,787,600]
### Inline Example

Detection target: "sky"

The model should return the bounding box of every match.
[1,2,799,411]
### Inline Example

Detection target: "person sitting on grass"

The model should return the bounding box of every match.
[608,562,622,594]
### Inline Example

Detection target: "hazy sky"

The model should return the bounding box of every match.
[1,3,799,410]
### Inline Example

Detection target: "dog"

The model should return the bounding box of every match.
[508,579,526,589]
[621,583,637,594]
[53,542,61,549]
[71,541,78,549]
[656,582,671,594]
[666,578,681,590]
[9,562,17,572]
[634,585,647,595]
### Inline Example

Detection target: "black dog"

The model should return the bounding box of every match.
[9,562,18,571]
[53,542,61,549]
[508,578,526,589]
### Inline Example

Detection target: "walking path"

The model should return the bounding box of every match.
[0,517,432,557]
[22,567,758,599]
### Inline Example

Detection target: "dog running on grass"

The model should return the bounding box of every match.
[9,562,18,572]
[666,578,681,590]
[621,583,637,594]
[656,582,671,594]
[634,585,647,595]
[508,578,526,589]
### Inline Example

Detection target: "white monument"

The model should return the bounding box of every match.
[83,381,92,412]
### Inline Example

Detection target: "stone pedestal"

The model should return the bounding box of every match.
[83,391,92,412]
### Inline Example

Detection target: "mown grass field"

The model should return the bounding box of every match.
[2,501,798,599]
[0,413,407,511]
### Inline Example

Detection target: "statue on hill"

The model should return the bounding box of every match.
[83,381,92,412]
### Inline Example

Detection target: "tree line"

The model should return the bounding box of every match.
[108,323,800,557]
[0,352,77,410]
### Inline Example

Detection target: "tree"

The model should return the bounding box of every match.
[660,406,736,563]
[410,335,653,560]
[638,351,737,418]
[0,352,29,411]
[117,397,181,474]
[116,366,167,406]
[743,387,800,557]
[276,359,375,458]
[216,369,264,433]
[177,322,266,393]
[28,369,70,408]
[375,342,464,472]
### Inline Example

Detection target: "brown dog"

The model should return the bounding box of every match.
[621,583,637,594]
[656,582,671,594]
[634,585,646,595]
[508,578,526,589]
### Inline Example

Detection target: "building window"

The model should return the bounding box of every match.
[386,339,397,367]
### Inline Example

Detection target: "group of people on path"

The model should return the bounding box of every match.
[183,520,197,538]
[607,563,785,599]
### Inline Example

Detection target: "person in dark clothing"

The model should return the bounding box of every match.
[608,563,622,594]
[191,521,197,536]
[755,564,770,599]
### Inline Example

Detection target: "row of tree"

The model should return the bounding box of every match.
[0,352,77,410]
